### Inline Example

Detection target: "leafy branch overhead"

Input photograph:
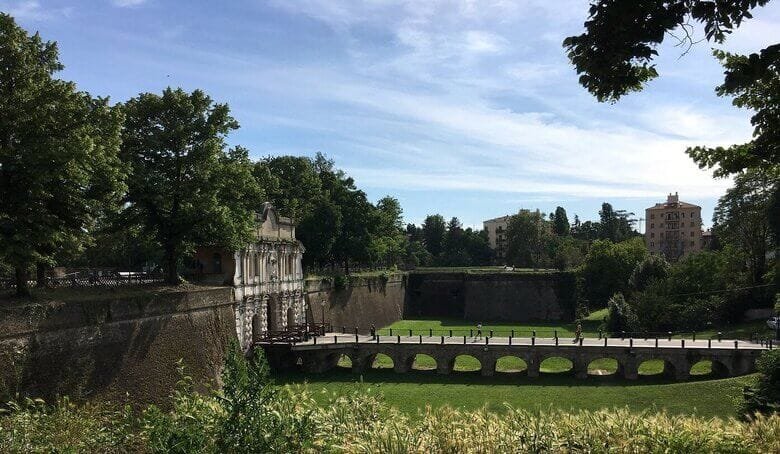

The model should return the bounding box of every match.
[563,0,771,103]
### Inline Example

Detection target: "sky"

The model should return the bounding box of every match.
[3,1,780,231]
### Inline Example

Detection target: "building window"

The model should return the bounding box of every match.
[651,214,655,219]
[650,242,654,247]
[660,223,664,228]
[660,232,664,238]
[682,213,685,218]
[690,231,694,237]
[650,223,654,228]
[650,232,655,238]
[690,241,695,247]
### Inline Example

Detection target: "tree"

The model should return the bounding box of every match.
[255,156,321,221]
[629,254,670,292]
[605,293,637,335]
[0,14,125,295]
[553,206,570,236]
[422,214,446,258]
[580,238,647,308]
[599,203,637,242]
[297,197,341,269]
[370,196,407,267]
[120,88,261,284]
[565,2,778,195]
[741,350,780,417]
[564,0,771,103]
[505,209,551,268]
[713,168,776,285]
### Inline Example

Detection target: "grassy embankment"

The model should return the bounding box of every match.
[275,310,773,418]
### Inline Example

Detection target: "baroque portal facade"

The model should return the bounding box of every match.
[234,203,306,350]
[193,202,306,351]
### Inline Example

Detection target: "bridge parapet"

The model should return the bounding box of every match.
[259,335,766,381]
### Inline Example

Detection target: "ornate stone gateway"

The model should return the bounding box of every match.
[230,203,306,350]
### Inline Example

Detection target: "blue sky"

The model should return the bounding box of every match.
[4,1,780,230]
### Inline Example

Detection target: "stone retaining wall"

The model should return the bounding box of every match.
[0,287,234,406]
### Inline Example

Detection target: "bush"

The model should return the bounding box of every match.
[629,254,669,292]
[605,292,637,334]
[742,350,780,417]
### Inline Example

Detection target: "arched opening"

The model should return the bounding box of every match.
[266,297,279,332]
[411,354,437,371]
[286,307,295,328]
[452,354,481,372]
[587,358,620,376]
[690,360,729,377]
[251,313,263,342]
[495,356,527,374]
[540,357,573,374]
[336,354,352,369]
[371,353,394,369]
[638,359,670,377]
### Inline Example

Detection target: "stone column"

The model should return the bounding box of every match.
[622,357,638,380]
[527,357,540,378]
[574,357,589,379]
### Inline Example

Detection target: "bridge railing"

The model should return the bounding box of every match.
[326,325,772,345]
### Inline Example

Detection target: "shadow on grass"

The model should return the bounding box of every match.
[272,367,729,388]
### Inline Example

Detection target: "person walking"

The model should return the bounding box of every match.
[574,322,582,344]
[370,324,376,340]
[476,323,483,340]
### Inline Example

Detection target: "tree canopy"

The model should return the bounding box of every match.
[0,14,125,295]
[120,88,261,284]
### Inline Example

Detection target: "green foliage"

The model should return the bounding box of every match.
[713,168,777,286]
[629,248,757,331]
[0,14,126,294]
[629,254,670,292]
[552,206,570,236]
[742,350,780,417]
[505,209,551,268]
[421,214,447,258]
[580,237,647,308]
[564,0,771,102]
[332,273,348,290]
[605,292,637,334]
[120,88,262,284]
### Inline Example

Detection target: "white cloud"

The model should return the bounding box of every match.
[1,0,70,20]
[113,0,146,7]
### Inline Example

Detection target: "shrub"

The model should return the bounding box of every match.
[629,254,669,292]
[742,350,780,417]
[605,292,637,334]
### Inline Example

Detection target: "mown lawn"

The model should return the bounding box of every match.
[275,314,771,419]
[381,311,774,340]
[274,369,755,419]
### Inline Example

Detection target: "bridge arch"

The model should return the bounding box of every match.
[410,353,437,371]
[689,359,730,378]
[369,353,395,370]
[540,356,573,374]
[495,355,528,374]
[587,357,622,376]
[638,359,677,378]
[451,354,481,372]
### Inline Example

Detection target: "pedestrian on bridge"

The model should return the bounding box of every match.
[476,323,483,340]
[370,324,376,340]
[574,322,582,343]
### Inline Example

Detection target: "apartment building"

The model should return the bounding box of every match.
[483,215,511,261]
[645,193,703,260]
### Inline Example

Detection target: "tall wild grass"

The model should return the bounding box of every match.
[2,346,779,453]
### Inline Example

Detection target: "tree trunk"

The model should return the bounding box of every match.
[36,263,46,288]
[164,244,181,285]
[344,259,350,276]
[15,266,30,297]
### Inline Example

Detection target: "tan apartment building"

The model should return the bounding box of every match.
[483,215,511,261]
[645,193,703,260]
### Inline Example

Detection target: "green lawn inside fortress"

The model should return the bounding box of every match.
[274,311,771,418]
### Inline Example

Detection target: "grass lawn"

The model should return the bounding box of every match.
[381,311,774,340]
[276,314,771,419]
[274,369,755,419]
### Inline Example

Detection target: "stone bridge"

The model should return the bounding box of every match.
[259,334,768,381]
